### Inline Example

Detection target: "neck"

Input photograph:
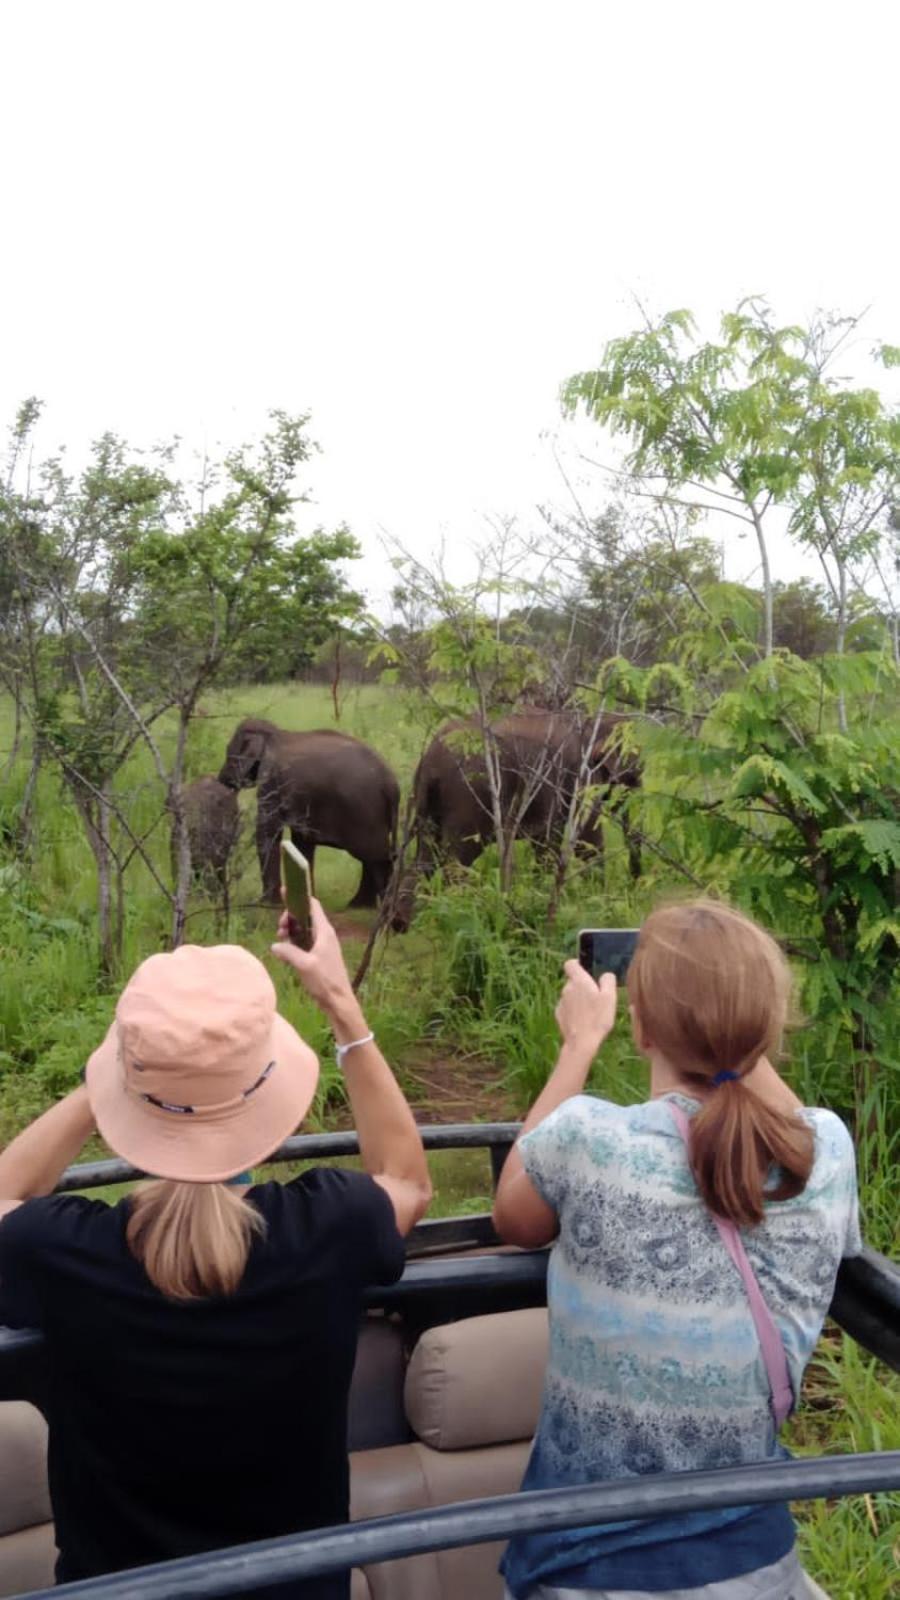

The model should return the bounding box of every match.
[648,1052,802,1112]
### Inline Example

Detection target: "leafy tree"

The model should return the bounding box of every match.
[0,407,361,964]
[620,617,899,1120]
[562,301,898,665]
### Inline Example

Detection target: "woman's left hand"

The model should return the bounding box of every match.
[555,962,618,1056]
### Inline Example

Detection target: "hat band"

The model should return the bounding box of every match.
[130,1058,277,1118]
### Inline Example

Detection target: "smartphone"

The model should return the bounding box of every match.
[578,928,639,983]
[280,839,313,951]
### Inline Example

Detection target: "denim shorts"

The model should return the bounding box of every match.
[503,1547,829,1600]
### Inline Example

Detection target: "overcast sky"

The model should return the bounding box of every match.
[2,0,898,606]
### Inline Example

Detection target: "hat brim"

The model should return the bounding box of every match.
[86,1012,320,1183]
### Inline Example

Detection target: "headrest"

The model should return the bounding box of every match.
[0,1402,51,1536]
[404,1308,548,1451]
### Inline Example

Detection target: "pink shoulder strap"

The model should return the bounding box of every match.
[667,1100,794,1429]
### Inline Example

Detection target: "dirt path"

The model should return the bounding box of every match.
[328,914,514,1126]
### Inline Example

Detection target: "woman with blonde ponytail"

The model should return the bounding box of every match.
[494,899,860,1600]
[0,900,431,1598]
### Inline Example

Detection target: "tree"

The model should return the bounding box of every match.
[562,301,899,666]
[0,407,361,965]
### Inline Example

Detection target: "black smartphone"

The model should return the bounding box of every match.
[280,839,313,951]
[578,928,639,982]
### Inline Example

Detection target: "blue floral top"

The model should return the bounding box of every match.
[501,1092,862,1596]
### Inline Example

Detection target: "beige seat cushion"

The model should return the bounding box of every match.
[351,1438,529,1600]
[0,1403,52,1536]
[405,1307,548,1450]
[0,1524,57,1600]
[0,1402,55,1598]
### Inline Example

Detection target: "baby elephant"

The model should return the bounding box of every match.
[171,776,240,896]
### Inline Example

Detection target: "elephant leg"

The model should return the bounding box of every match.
[256,813,283,904]
[455,833,485,869]
[349,859,382,908]
[624,822,642,881]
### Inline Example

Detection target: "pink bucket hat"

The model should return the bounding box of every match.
[85,944,319,1183]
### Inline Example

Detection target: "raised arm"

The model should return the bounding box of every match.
[493,963,616,1247]
[272,901,432,1235]
[0,1085,96,1221]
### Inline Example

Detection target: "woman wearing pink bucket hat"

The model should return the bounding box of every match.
[0,900,431,1598]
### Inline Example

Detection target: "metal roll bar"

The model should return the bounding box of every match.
[18,1451,900,1599]
[2,1124,899,1382]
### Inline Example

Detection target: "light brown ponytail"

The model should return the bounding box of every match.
[627,900,814,1227]
[127,1180,265,1301]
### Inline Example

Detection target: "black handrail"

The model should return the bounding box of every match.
[52,1122,522,1194]
[18,1451,900,1599]
[1,1122,897,1379]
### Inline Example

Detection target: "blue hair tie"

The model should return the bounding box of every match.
[711,1070,739,1087]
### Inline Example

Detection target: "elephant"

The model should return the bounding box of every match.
[170,776,240,896]
[396,708,641,924]
[217,717,400,907]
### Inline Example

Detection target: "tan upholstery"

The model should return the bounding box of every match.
[0,1524,57,1599]
[405,1308,548,1450]
[0,1402,55,1597]
[0,1402,52,1536]
[351,1439,530,1600]
[350,1309,547,1600]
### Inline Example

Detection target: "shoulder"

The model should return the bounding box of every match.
[0,1194,109,1255]
[799,1107,859,1200]
[519,1095,632,1182]
[802,1107,855,1157]
[258,1166,391,1223]
[523,1094,672,1160]
[261,1167,404,1285]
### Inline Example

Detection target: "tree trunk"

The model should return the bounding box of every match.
[835,559,848,734]
[169,712,193,949]
[751,504,774,658]
[1,681,23,778]
[73,787,116,977]
[16,739,42,855]
[331,633,343,722]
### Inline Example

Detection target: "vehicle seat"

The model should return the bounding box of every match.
[350,1307,548,1600]
[0,1401,55,1597]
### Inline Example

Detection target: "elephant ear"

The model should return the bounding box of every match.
[240,728,268,773]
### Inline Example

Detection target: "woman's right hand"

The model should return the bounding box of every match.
[271,898,356,1021]
[555,961,617,1055]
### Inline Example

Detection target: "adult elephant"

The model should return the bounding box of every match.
[171,776,240,896]
[397,708,640,924]
[217,718,399,907]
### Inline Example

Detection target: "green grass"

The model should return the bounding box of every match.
[1,681,898,1596]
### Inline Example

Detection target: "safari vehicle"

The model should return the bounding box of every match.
[1,1125,898,1599]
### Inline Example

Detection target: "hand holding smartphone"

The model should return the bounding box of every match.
[578,928,639,983]
[280,839,313,951]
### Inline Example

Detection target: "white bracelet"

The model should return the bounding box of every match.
[334,1031,374,1069]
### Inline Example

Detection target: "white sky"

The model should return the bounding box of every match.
[2,0,898,608]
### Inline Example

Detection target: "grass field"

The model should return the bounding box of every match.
[0,680,897,1595]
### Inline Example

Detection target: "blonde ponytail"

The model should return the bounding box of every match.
[127,1180,265,1301]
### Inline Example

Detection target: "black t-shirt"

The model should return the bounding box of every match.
[0,1168,404,1598]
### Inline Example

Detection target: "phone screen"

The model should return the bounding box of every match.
[280,840,313,950]
[578,928,639,982]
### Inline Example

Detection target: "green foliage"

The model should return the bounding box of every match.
[562,300,899,662]
[788,1333,900,1598]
